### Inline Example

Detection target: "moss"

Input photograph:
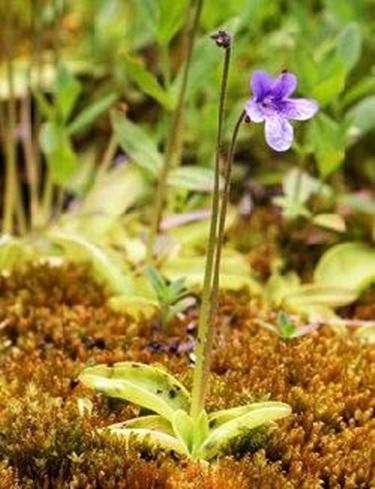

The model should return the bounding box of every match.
[0,264,374,487]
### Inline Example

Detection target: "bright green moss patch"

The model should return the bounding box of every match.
[0,265,373,487]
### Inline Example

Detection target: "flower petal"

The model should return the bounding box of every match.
[245,99,265,122]
[272,72,297,100]
[265,115,294,152]
[250,71,273,101]
[279,98,319,120]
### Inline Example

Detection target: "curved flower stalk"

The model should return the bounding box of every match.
[245,70,319,151]
[79,362,291,460]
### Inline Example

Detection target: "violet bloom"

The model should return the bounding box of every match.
[245,70,318,152]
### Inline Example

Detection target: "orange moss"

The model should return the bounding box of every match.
[0,265,373,487]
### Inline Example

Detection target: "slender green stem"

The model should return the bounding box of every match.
[210,110,246,311]
[190,38,234,421]
[146,0,203,263]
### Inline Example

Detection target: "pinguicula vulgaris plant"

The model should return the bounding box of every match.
[79,32,320,460]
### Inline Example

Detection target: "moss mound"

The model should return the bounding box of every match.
[0,265,373,488]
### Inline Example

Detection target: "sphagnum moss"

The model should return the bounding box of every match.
[0,265,373,487]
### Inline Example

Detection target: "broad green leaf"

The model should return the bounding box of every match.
[208,401,288,429]
[285,285,357,308]
[124,56,173,109]
[156,0,189,46]
[79,362,191,422]
[108,415,174,436]
[47,231,133,295]
[192,409,209,453]
[111,111,163,176]
[347,96,375,135]
[168,166,216,192]
[314,242,375,293]
[80,164,147,217]
[67,93,117,135]
[103,427,189,456]
[197,403,291,460]
[171,409,194,451]
[312,213,346,232]
[337,23,362,73]
[55,66,82,122]
[39,122,78,185]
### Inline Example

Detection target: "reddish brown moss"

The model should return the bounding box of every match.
[0,265,373,487]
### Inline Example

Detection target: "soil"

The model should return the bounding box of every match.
[0,265,373,488]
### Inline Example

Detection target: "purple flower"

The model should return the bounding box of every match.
[245,70,318,152]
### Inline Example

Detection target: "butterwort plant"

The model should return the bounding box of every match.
[79,32,319,460]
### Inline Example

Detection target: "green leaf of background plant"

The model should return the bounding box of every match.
[67,93,117,135]
[124,56,174,109]
[80,164,147,217]
[346,96,375,135]
[156,0,189,46]
[0,236,35,272]
[40,122,78,185]
[47,231,133,295]
[112,111,163,177]
[168,166,216,192]
[79,362,191,422]
[55,66,82,122]
[337,23,362,73]
[312,60,346,106]
[314,242,375,293]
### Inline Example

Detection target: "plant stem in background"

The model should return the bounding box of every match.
[146,0,204,263]
[20,96,39,231]
[41,0,64,226]
[2,8,25,235]
[190,31,235,421]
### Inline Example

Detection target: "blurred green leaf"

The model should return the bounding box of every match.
[346,96,375,135]
[124,56,174,109]
[156,0,189,46]
[55,66,82,122]
[68,93,117,135]
[112,111,163,176]
[47,231,133,295]
[342,77,375,108]
[312,60,346,105]
[0,235,35,272]
[40,122,78,185]
[308,114,348,178]
[312,213,346,232]
[314,242,375,293]
[81,164,147,216]
[33,90,56,120]
[337,23,362,73]
[168,166,216,192]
